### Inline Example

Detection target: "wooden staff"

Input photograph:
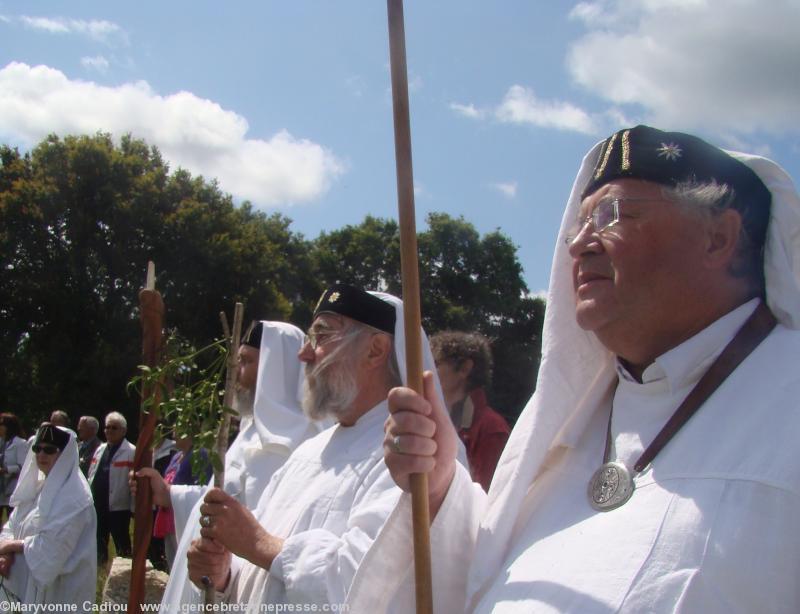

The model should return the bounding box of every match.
[128,261,164,614]
[386,1,433,612]
[202,302,244,607]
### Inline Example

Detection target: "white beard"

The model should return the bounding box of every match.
[233,385,255,417]
[302,355,359,421]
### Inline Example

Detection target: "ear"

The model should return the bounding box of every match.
[364,333,393,369]
[703,208,742,270]
[456,358,474,379]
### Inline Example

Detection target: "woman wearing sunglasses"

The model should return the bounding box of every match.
[0,423,96,611]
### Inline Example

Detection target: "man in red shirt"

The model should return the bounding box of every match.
[431,331,510,491]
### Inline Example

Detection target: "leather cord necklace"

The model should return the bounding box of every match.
[588,302,777,511]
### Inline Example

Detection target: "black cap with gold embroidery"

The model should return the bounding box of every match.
[313,284,396,334]
[34,422,70,451]
[241,321,263,349]
[582,125,771,209]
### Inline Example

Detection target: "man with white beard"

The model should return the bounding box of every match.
[186,284,443,609]
[141,321,325,608]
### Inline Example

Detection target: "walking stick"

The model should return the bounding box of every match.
[129,262,164,614]
[202,302,244,607]
[386,2,433,612]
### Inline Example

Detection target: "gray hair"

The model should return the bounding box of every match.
[318,320,400,387]
[663,179,765,294]
[79,415,100,432]
[105,411,127,430]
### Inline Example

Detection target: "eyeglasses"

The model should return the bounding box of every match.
[564,196,663,245]
[304,329,342,350]
[32,444,59,455]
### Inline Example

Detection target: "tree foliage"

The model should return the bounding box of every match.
[1,133,544,433]
[1,133,312,434]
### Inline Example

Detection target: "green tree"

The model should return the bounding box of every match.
[0,133,312,434]
[309,213,545,424]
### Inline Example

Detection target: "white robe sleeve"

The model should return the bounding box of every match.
[6,439,27,476]
[169,484,206,543]
[0,506,30,601]
[346,462,486,613]
[267,463,403,606]
[23,505,93,586]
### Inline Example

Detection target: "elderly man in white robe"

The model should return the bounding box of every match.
[186,285,443,609]
[142,321,327,608]
[348,125,800,613]
[0,423,96,611]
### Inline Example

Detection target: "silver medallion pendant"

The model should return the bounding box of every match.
[588,461,635,511]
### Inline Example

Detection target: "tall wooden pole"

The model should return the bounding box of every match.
[387,2,433,612]
[128,261,164,614]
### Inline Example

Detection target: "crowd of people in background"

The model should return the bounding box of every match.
[0,407,216,577]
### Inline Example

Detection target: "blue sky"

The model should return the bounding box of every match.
[2,1,799,294]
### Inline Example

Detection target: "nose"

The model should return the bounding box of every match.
[567,221,603,259]
[298,340,315,363]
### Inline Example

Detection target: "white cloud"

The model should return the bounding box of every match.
[345,75,366,98]
[567,0,800,135]
[449,87,598,135]
[449,102,485,120]
[490,181,518,199]
[81,55,109,74]
[495,85,596,134]
[414,181,430,199]
[0,62,345,207]
[408,73,423,94]
[18,16,127,45]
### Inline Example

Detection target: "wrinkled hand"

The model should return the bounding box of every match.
[199,488,283,570]
[187,537,231,592]
[131,468,171,508]
[0,553,14,577]
[384,371,458,519]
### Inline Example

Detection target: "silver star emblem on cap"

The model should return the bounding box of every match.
[656,142,682,161]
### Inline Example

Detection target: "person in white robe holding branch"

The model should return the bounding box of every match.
[146,320,327,609]
[186,284,445,609]
[0,423,96,611]
[348,125,800,613]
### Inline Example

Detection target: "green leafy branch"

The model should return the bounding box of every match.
[127,330,235,480]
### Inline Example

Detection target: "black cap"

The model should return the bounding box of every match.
[582,125,771,251]
[241,321,263,349]
[583,125,770,201]
[34,422,70,451]
[313,284,396,334]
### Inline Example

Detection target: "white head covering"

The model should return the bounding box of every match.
[467,141,800,599]
[368,291,446,407]
[11,426,93,532]
[252,321,330,449]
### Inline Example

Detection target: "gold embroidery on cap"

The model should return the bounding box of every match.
[328,291,341,303]
[621,130,631,171]
[656,142,682,161]
[594,132,618,180]
[314,293,327,313]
